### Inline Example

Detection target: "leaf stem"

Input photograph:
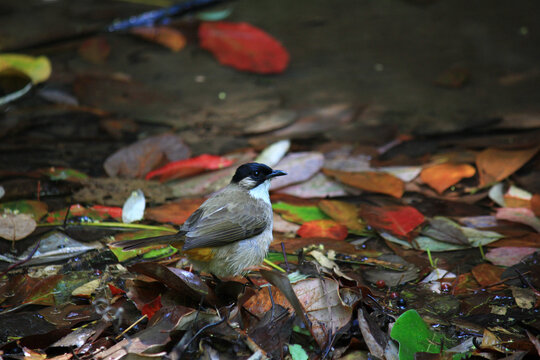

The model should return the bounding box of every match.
[38,221,176,232]
[263,258,286,273]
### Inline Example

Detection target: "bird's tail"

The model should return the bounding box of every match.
[111,233,184,250]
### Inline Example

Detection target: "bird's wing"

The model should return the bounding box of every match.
[182,200,269,250]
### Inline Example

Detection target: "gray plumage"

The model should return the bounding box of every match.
[112,162,285,277]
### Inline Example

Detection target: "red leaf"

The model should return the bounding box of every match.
[108,283,126,296]
[198,21,289,74]
[91,205,123,219]
[145,154,234,182]
[297,220,348,241]
[359,204,425,238]
[141,295,162,319]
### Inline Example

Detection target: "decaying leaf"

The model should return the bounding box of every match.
[104,133,191,178]
[324,169,404,198]
[292,277,353,348]
[476,147,539,187]
[0,213,36,240]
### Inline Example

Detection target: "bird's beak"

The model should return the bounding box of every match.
[267,169,287,180]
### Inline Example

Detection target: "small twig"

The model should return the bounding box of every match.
[280,242,290,273]
[0,238,41,276]
[115,314,147,340]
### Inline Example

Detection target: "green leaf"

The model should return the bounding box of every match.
[272,202,329,224]
[109,229,178,262]
[0,200,48,220]
[0,54,51,84]
[289,344,308,360]
[390,310,447,360]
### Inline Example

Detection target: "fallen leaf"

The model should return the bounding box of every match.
[503,185,532,208]
[297,219,348,240]
[90,205,123,220]
[420,163,476,194]
[324,169,404,198]
[359,204,424,238]
[292,277,353,348]
[78,37,110,64]
[0,54,51,84]
[271,152,324,190]
[141,295,163,319]
[145,198,205,225]
[0,200,48,220]
[145,154,234,182]
[390,310,450,360]
[122,189,145,224]
[0,213,36,240]
[255,139,291,167]
[379,166,422,182]
[244,109,297,135]
[496,207,540,232]
[272,201,329,224]
[485,247,538,266]
[199,21,289,74]
[319,199,365,235]
[471,263,504,287]
[531,194,540,217]
[276,173,347,198]
[131,26,187,52]
[104,133,191,178]
[272,213,301,233]
[476,147,539,187]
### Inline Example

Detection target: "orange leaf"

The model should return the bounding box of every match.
[297,220,348,240]
[131,26,187,52]
[420,163,476,194]
[476,147,539,187]
[145,198,206,225]
[359,204,425,238]
[323,169,404,198]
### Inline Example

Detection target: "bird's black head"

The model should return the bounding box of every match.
[231,162,286,189]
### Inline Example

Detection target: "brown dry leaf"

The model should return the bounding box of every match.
[420,163,476,194]
[531,194,540,217]
[471,263,504,288]
[476,147,539,187]
[323,169,404,198]
[293,277,353,348]
[0,213,36,240]
[104,133,190,178]
[145,198,206,225]
[130,26,187,52]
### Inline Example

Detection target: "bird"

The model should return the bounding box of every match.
[112,162,286,277]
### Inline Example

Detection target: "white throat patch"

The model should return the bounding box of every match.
[248,179,271,204]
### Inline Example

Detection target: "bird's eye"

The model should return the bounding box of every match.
[253,170,260,177]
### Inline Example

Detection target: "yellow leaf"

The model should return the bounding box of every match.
[0,54,51,84]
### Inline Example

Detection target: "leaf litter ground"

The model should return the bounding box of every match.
[0,2,540,360]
